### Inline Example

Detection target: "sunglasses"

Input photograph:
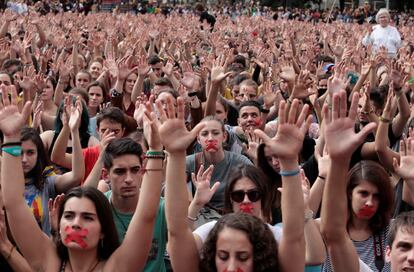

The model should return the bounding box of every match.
[230,189,261,203]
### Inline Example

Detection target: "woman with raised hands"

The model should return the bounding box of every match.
[0,84,164,271]
[163,93,311,271]
[320,90,381,272]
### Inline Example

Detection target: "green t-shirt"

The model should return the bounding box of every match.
[105,191,167,272]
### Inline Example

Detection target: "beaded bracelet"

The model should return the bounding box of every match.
[145,150,165,160]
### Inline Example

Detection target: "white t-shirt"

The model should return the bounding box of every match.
[362,25,401,57]
[193,220,283,243]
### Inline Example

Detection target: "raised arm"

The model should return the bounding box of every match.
[375,85,399,171]
[0,86,58,271]
[161,97,204,271]
[50,96,72,169]
[55,98,85,193]
[320,91,376,272]
[105,97,163,271]
[255,99,312,272]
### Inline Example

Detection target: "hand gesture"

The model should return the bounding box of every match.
[0,86,31,139]
[323,91,376,160]
[300,169,311,207]
[180,61,196,89]
[137,55,151,76]
[32,100,43,130]
[279,60,296,83]
[100,129,117,151]
[161,61,174,77]
[393,131,414,181]
[262,80,278,108]
[48,194,65,235]
[327,63,350,95]
[156,97,204,154]
[143,96,162,150]
[244,129,261,162]
[210,55,231,85]
[390,60,404,89]
[254,99,312,162]
[116,56,137,80]
[291,70,315,99]
[192,165,220,207]
[68,97,82,132]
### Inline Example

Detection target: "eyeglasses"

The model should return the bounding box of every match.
[230,189,261,203]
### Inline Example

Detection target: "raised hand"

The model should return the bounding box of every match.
[210,54,231,85]
[116,56,137,80]
[155,97,204,154]
[68,97,82,132]
[327,63,350,95]
[0,86,31,139]
[254,99,312,162]
[137,55,151,77]
[393,131,414,181]
[180,61,196,89]
[143,96,162,150]
[48,194,65,235]
[291,70,315,100]
[323,91,376,160]
[192,165,220,207]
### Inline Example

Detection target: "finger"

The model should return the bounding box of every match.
[278,100,286,124]
[400,138,406,156]
[197,164,205,180]
[407,138,412,156]
[165,96,175,119]
[10,85,17,105]
[339,90,347,118]
[21,101,33,122]
[348,92,360,121]
[296,103,309,128]
[254,129,271,146]
[1,86,9,106]
[177,97,185,120]
[392,157,400,173]
[287,99,299,124]
[191,172,197,186]
[190,121,206,139]
[331,92,340,120]
[210,181,221,194]
[155,100,167,123]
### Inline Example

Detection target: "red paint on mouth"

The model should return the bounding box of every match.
[205,139,219,152]
[356,205,376,219]
[64,226,89,249]
[239,203,254,214]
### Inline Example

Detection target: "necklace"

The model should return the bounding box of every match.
[64,259,100,272]
[109,198,128,237]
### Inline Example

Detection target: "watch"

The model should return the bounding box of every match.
[110,89,122,98]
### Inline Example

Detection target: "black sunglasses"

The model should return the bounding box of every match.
[230,189,261,203]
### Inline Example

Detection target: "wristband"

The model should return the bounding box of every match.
[1,141,21,148]
[188,92,198,97]
[279,168,300,177]
[145,151,165,160]
[261,108,270,114]
[379,116,391,123]
[2,146,22,156]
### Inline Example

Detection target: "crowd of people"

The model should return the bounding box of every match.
[0,1,412,271]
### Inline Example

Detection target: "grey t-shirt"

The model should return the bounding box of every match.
[24,175,57,235]
[186,151,252,209]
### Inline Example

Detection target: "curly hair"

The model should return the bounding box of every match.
[199,213,279,272]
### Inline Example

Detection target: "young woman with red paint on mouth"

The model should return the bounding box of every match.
[167,97,312,271]
[0,88,165,271]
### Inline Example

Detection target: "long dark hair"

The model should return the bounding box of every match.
[56,187,120,261]
[223,165,273,223]
[200,213,279,272]
[54,97,91,148]
[21,127,50,190]
[347,160,394,233]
